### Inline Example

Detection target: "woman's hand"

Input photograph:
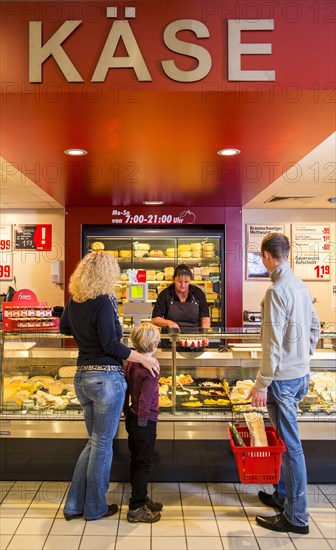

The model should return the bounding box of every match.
[140,355,160,377]
[167,320,180,330]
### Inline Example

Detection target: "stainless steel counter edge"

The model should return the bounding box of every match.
[0,418,335,440]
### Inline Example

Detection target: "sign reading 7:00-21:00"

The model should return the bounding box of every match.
[111,210,197,224]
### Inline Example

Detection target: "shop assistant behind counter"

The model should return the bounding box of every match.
[151,264,210,332]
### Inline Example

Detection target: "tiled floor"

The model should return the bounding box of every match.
[0,481,335,550]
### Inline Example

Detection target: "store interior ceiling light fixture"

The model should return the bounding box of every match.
[217,148,241,156]
[64,148,88,156]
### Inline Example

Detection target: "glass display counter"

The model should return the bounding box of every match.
[1,330,335,482]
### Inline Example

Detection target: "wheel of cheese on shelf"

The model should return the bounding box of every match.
[164,267,174,275]
[165,248,175,257]
[193,267,202,279]
[91,241,105,250]
[133,243,150,251]
[191,251,201,258]
[119,250,132,258]
[134,250,147,258]
[120,273,128,281]
[201,267,210,276]
[191,242,202,251]
[106,250,118,257]
[146,270,156,280]
[155,272,164,280]
[178,244,191,252]
[178,251,192,258]
[149,250,164,257]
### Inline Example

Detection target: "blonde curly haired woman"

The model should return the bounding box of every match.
[60,251,159,521]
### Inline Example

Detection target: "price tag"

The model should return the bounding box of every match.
[0,225,13,281]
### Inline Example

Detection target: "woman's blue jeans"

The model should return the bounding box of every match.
[267,374,310,527]
[64,370,127,520]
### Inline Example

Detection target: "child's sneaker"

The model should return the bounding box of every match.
[145,497,163,512]
[127,505,161,523]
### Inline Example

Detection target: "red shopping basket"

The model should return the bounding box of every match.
[228,425,286,484]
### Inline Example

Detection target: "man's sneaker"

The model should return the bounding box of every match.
[127,505,161,523]
[145,497,163,512]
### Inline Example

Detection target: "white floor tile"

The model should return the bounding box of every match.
[256,537,296,549]
[152,483,180,494]
[15,517,53,535]
[240,506,274,520]
[315,521,336,538]
[181,492,212,506]
[151,519,185,536]
[221,536,259,549]
[179,483,208,493]
[117,520,151,536]
[43,535,81,549]
[0,517,22,535]
[0,504,31,517]
[2,491,36,505]
[49,518,85,536]
[83,518,118,536]
[213,505,247,519]
[207,483,237,495]
[210,493,241,507]
[25,504,60,518]
[151,536,187,550]
[327,539,336,549]
[184,518,220,537]
[186,536,223,549]
[0,534,12,550]
[309,508,336,522]
[217,518,254,538]
[292,538,333,549]
[7,535,47,550]
[182,505,215,519]
[115,536,150,549]
[289,520,325,539]
[155,493,181,506]
[80,536,117,550]
[158,505,183,519]
[250,522,290,538]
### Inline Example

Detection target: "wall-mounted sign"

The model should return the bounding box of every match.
[0,225,13,281]
[292,224,331,280]
[246,224,285,280]
[111,208,197,224]
[15,224,52,251]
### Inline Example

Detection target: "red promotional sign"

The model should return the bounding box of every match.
[33,224,52,251]
[12,288,38,304]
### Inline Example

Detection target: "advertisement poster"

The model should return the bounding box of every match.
[14,224,52,251]
[292,224,331,280]
[0,224,13,280]
[246,224,284,279]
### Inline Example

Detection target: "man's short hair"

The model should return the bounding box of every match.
[261,233,290,260]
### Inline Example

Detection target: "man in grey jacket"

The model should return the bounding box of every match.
[247,232,320,535]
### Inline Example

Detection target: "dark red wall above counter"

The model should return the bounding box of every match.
[64,206,243,328]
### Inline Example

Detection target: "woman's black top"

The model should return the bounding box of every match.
[60,295,131,367]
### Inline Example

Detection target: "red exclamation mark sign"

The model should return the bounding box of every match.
[41,227,46,245]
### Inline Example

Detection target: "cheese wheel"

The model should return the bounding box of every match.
[58,366,76,378]
[178,251,191,258]
[203,243,215,251]
[120,273,128,281]
[134,250,147,258]
[164,267,174,274]
[165,248,175,256]
[133,243,150,251]
[91,241,105,250]
[106,250,118,257]
[191,251,201,257]
[191,243,202,250]
[155,272,164,280]
[178,244,191,252]
[146,270,156,280]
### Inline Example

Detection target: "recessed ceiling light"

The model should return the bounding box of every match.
[327,197,336,204]
[143,201,164,205]
[217,148,241,156]
[64,148,87,156]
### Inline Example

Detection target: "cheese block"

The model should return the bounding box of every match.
[149,250,164,257]
[178,251,192,258]
[133,243,150,251]
[178,244,191,252]
[58,366,77,378]
[48,381,67,396]
[155,272,164,280]
[191,242,202,251]
[165,248,175,257]
[191,251,201,258]
[146,270,156,280]
[106,250,118,257]
[120,273,128,281]
[134,250,147,258]
[119,250,132,258]
[203,242,215,250]
[91,241,105,250]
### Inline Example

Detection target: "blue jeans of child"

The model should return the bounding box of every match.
[267,374,310,527]
[64,369,127,520]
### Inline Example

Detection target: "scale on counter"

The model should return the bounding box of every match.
[122,282,152,326]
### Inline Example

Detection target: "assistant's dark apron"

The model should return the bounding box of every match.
[161,295,201,349]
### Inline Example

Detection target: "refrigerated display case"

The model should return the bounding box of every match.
[82,225,224,328]
[1,329,335,482]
